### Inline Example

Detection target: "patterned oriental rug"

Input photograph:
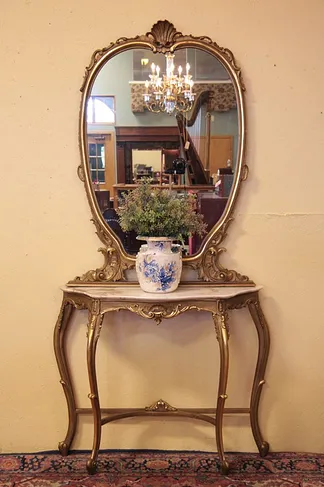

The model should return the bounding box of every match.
[0,450,323,487]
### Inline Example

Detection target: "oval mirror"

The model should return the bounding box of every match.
[74,21,251,285]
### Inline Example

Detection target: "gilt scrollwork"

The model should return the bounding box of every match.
[77,165,85,182]
[228,298,256,310]
[97,302,217,325]
[70,247,132,285]
[185,217,253,284]
[226,293,258,311]
[56,301,70,332]
[145,21,245,90]
[212,301,230,341]
[194,238,253,285]
[81,21,245,91]
[71,248,121,283]
[64,296,89,311]
[248,297,268,331]
[145,398,177,412]
[241,164,249,181]
[187,36,245,91]
[121,303,191,324]
[202,248,252,283]
[69,214,134,285]
[115,303,215,324]
[81,43,115,92]
[90,299,100,316]
[86,301,104,343]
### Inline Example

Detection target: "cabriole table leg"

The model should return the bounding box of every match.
[86,305,104,475]
[213,302,230,475]
[53,299,77,456]
[248,293,270,457]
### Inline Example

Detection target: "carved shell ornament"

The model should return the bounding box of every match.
[146,20,182,51]
[70,20,254,286]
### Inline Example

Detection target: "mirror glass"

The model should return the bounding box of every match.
[86,47,238,256]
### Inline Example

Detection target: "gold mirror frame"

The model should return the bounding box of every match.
[70,20,254,286]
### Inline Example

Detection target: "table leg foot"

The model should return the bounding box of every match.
[259,440,270,457]
[86,459,97,475]
[58,441,70,456]
[220,460,230,475]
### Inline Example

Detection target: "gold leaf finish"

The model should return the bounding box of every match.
[69,220,134,284]
[77,165,85,182]
[145,398,177,412]
[115,303,215,324]
[123,303,189,324]
[146,20,181,51]
[54,287,270,475]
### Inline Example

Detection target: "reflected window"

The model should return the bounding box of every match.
[88,139,106,184]
[87,96,115,124]
[132,49,230,82]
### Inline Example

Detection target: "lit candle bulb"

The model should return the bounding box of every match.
[156,65,160,76]
[186,62,190,74]
[178,65,183,76]
[151,63,156,74]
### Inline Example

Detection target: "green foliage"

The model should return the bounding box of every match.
[116,179,207,240]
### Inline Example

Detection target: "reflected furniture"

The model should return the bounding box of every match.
[54,285,270,475]
[190,194,228,254]
[94,190,110,212]
[115,126,180,185]
[103,208,142,255]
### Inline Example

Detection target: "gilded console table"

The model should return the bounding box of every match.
[54,285,270,475]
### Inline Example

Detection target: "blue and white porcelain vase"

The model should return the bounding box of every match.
[136,237,182,293]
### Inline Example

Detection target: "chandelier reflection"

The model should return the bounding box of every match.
[143,53,195,115]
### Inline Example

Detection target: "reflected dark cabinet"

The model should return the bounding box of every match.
[190,194,228,254]
[115,127,180,184]
[116,146,126,183]
[94,190,110,212]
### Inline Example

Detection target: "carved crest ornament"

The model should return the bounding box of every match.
[70,20,254,287]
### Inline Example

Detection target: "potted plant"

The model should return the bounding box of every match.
[116,179,207,293]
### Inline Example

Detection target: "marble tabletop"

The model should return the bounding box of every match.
[62,284,261,302]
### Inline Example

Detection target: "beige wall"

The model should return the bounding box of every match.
[1,0,324,454]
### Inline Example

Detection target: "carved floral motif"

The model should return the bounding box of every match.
[145,398,177,411]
